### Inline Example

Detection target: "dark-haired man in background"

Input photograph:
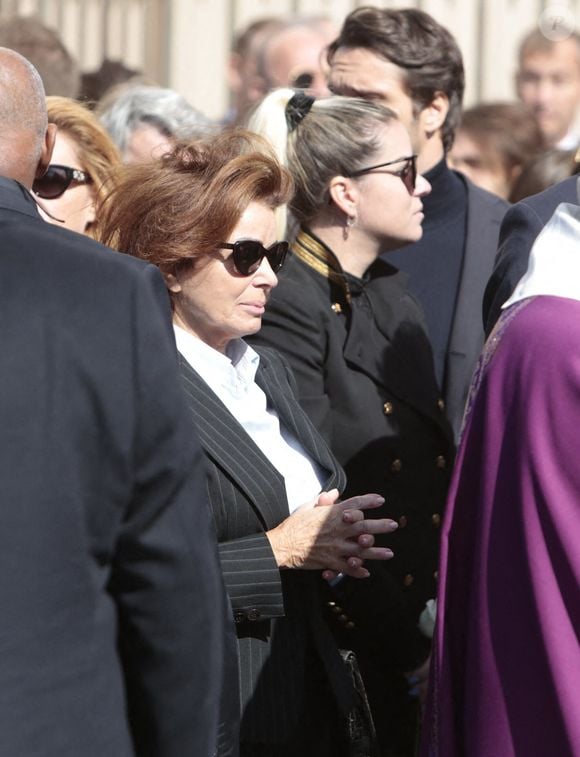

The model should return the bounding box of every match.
[328,7,508,443]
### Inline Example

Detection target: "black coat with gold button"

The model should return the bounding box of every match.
[249,229,455,748]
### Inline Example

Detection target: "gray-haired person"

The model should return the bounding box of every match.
[98,83,215,163]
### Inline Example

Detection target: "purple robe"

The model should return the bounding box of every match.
[423,295,580,757]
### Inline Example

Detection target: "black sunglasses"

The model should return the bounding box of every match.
[217,240,289,276]
[347,154,417,194]
[290,71,315,89]
[32,164,92,200]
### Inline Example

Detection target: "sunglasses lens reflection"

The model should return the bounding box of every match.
[33,167,71,199]
[267,242,288,272]
[402,159,417,194]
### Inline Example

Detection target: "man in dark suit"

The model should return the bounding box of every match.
[328,7,508,440]
[0,47,229,756]
[483,175,578,336]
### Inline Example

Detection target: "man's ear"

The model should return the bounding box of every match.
[35,123,56,179]
[419,91,450,136]
[328,175,359,217]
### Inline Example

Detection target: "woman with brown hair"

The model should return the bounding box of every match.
[98,129,396,757]
[33,95,120,236]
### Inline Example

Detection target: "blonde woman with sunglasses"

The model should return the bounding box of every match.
[33,96,120,237]
[248,89,454,756]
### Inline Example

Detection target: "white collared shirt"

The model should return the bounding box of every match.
[174,326,325,512]
[503,195,580,310]
[556,129,580,150]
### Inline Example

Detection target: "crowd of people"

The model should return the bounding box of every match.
[1,5,580,757]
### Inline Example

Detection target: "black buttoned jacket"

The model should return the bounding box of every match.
[249,237,455,669]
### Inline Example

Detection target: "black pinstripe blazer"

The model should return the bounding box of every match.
[178,346,356,744]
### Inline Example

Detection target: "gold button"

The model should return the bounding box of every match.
[345,621,356,630]
[398,515,408,528]
[338,614,349,624]
[403,573,414,587]
[383,401,394,415]
[331,302,342,314]
[433,570,439,580]
[327,601,336,608]
[431,513,441,527]
[390,458,402,473]
[331,605,342,614]
[437,398,445,411]
[435,455,446,469]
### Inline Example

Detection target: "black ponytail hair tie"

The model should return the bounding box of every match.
[285,91,315,132]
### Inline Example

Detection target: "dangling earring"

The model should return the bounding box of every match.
[343,213,356,241]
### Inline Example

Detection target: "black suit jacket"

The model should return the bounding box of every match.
[443,178,507,437]
[483,175,578,336]
[178,346,356,745]
[0,178,228,757]
[250,241,454,666]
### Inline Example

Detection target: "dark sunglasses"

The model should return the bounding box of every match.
[32,164,92,200]
[347,154,417,194]
[290,71,316,89]
[217,240,289,276]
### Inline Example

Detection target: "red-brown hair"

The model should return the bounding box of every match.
[98,129,293,275]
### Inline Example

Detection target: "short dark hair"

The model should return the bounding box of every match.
[0,15,79,98]
[457,101,544,176]
[328,6,465,152]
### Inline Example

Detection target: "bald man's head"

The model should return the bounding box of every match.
[0,47,52,186]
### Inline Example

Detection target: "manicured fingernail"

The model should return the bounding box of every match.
[389,521,398,530]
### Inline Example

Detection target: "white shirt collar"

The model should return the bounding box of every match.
[556,128,580,150]
[503,184,580,309]
[173,325,260,395]
[173,324,325,512]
